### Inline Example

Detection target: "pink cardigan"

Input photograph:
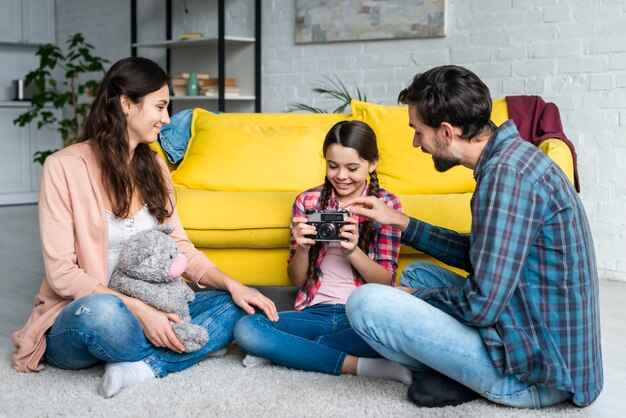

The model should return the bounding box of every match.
[12,141,215,372]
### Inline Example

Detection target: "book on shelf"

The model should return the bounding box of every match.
[172,85,187,96]
[178,32,203,40]
[203,77,237,87]
[170,74,240,97]
[172,72,210,80]
[203,87,240,97]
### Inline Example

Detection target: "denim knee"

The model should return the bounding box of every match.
[400,261,441,288]
[234,314,268,354]
[46,293,144,366]
[345,284,386,331]
[67,294,131,331]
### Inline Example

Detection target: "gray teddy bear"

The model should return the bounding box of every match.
[108,224,209,353]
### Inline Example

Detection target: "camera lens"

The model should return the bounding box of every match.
[319,222,336,240]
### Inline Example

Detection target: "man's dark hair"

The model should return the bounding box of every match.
[398,65,496,140]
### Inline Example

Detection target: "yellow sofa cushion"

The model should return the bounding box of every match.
[174,188,295,248]
[171,109,341,192]
[350,100,476,195]
[175,189,473,250]
[398,193,473,234]
[218,112,351,127]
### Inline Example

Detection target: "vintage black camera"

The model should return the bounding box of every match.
[305,209,350,242]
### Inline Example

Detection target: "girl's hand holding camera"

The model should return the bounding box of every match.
[292,216,317,251]
[339,216,359,255]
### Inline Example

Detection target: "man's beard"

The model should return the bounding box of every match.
[431,135,461,172]
[432,155,461,172]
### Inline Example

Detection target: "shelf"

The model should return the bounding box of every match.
[0,101,32,108]
[131,0,261,112]
[133,36,255,49]
[171,95,256,101]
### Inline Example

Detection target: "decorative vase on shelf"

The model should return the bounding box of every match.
[186,72,199,96]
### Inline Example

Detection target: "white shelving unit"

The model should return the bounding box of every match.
[133,36,255,49]
[0,0,55,45]
[131,1,261,114]
[0,102,61,205]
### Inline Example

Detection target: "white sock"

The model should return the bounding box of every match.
[356,358,413,385]
[242,354,271,368]
[207,347,228,357]
[98,361,155,398]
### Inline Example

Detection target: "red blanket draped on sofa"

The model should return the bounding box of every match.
[505,96,580,192]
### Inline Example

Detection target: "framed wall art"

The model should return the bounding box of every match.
[295,0,446,44]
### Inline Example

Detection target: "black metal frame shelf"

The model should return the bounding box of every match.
[130,0,261,112]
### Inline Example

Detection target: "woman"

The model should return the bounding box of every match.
[11,57,278,398]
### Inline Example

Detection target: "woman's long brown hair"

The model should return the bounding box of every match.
[306,120,380,285]
[81,57,172,222]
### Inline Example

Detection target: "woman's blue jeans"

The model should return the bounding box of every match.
[346,262,572,409]
[44,290,246,378]
[234,304,381,375]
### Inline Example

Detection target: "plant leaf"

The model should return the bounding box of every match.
[12,32,107,155]
[289,75,367,114]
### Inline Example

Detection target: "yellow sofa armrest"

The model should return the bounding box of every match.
[492,98,575,188]
[538,138,575,187]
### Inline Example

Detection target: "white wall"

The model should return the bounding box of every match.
[56,0,131,64]
[56,0,626,282]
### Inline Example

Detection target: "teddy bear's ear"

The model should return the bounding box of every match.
[155,224,175,235]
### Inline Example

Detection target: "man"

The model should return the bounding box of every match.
[344,65,602,408]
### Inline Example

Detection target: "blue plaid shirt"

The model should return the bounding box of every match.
[404,120,602,406]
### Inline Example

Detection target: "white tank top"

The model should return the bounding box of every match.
[106,205,158,278]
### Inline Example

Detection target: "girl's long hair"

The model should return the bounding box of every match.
[306,120,380,285]
[81,57,172,222]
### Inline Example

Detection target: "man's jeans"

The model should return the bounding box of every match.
[346,262,571,408]
[234,304,381,375]
[45,290,245,378]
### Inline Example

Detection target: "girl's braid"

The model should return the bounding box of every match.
[306,178,333,284]
[354,170,380,281]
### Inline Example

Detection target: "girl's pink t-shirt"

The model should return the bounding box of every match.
[310,242,357,306]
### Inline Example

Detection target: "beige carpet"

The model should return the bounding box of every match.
[0,347,590,418]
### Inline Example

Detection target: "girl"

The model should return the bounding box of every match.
[11,57,278,398]
[234,120,411,383]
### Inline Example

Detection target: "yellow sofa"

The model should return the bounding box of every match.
[151,99,575,286]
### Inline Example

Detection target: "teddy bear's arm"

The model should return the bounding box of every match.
[110,275,188,316]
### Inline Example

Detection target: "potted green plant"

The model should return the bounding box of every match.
[288,76,367,113]
[13,33,108,164]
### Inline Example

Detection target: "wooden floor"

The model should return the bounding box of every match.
[1,204,624,417]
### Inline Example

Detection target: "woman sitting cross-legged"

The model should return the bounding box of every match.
[11,57,278,398]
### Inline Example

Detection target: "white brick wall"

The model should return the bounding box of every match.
[56,0,626,282]
[56,0,131,64]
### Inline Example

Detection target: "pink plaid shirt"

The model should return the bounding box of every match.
[289,184,403,310]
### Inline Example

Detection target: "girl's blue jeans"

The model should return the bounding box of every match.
[44,290,246,378]
[234,303,381,375]
[346,262,572,409]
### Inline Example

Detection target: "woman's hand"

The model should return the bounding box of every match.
[292,216,317,252]
[229,282,279,322]
[127,298,186,353]
[339,216,360,255]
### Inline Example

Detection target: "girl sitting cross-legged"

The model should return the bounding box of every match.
[234,120,412,384]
